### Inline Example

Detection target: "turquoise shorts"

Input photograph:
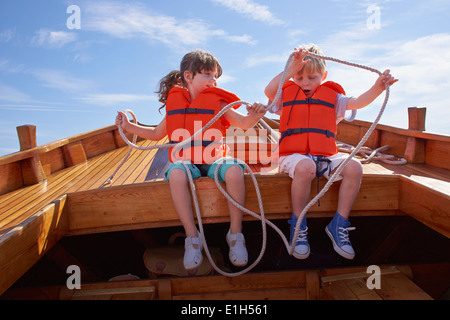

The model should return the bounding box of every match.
[164,157,245,183]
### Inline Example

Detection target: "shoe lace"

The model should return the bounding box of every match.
[296,227,308,243]
[338,227,355,244]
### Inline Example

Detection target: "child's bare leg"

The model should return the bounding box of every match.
[224,165,245,235]
[291,158,316,217]
[336,159,363,219]
[168,169,198,238]
[223,165,248,266]
[288,158,315,259]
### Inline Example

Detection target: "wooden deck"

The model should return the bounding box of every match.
[3,265,436,300]
[1,112,450,297]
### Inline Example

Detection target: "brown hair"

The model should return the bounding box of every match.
[156,50,223,113]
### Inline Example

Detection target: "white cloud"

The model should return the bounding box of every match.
[0,28,15,43]
[31,69,96,93]
[210,0,283,25]
[0,59,25,74]
[217,74,237,85]
[0,83,31,103]
[31,29,77,48]
[244,52,290,68]
[77,93,157,106]
[223,34,257,45]
[322,31,450,133]
[82,1,255,48]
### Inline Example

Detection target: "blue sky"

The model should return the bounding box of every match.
[1,0,449,156]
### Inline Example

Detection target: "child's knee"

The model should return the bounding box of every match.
[224,165,244,183]
[293,159,316,180]
[343,159,363,179]
[168,168,188,183]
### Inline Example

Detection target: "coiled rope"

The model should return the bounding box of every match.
[108,50,391,276]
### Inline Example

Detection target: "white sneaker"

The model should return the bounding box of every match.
[184,233,203,270]
[226,230,248,267]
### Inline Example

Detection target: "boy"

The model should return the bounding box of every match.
[265,44,397,260]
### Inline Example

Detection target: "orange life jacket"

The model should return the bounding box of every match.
[279,81,345,157]
[165,86,241,164]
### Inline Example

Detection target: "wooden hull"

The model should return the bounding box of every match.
[1,109,449,299]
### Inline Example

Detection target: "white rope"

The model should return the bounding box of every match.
[103,110,138,187]
[110,50,392,275]
[338,142,407,165]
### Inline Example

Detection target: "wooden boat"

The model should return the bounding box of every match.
[0,106,449,300]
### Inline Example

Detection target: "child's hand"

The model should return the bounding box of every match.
[115,111,130,130]
[376,70,398,91]
[288,48,311,77]
[247,102,267,118]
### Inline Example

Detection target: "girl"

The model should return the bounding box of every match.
[116,50,266,271]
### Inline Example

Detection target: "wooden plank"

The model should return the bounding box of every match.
[345,278,382,300]
[322,279,358,300]
[39,147,66,175]
[321,266,400,283]
[70,286,156,300]
[341,119,450,143]
[0,147,123,233]
[111,140,158,186]
[174,287,306,300]
[171,270,306,296]
[0,195,68,295]
[158,279,172,300]
[399,176,450,237]
[0,164,86,231]
[306,271,320,300]
[67,174,400,234]
[60,279,158,300]
[169,270,308,300]
[425,139,450,170]
[0,162,23,196]
[375,272,433,300]
[82,131,117,159]
[321,266,433,300]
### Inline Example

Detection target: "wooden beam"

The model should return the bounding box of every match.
[403,137,425,163]
[0,195,69,295]
[399,176,450,238]
[16,125,46,185]
[408,107,426,131]
[62,141,87,167]
[67,174,400,235]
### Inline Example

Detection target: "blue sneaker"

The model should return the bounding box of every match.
[288,213,310,259]
[325,212,356,260]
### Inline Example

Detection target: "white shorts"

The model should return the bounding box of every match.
[278,153,350,181]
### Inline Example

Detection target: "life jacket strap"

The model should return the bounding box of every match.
[283,98,335,109]
[170,140,216,149]
[167,108,215,116]
[279,128,335,144]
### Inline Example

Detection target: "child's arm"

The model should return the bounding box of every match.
[347,70,398,110]
[115,111,167,141]
[223,102,267,130]
[264,48,311,101]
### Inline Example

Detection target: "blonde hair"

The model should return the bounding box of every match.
[298,44,327,75]
[155,50,222,113]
